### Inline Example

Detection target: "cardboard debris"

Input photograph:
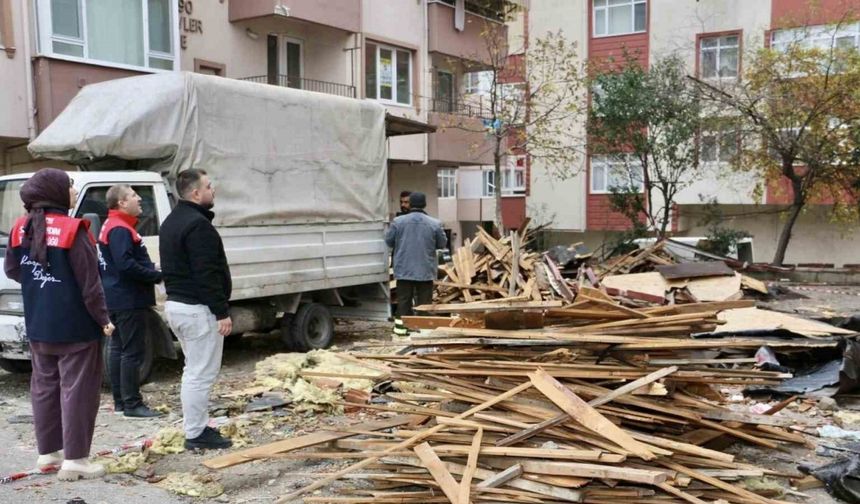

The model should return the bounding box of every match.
[715,307,854,337]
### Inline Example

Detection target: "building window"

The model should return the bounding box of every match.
[502,156,526,195]
[593,0,646,37]
[465,71,492,95]
[365,42,412,105]
[38,0,176,70]
[700,128,738,164]
[590,155,644,194]
[700,34,739,79]
[482,169,496,197]
[438,168,457,199]
[772,22,860,53]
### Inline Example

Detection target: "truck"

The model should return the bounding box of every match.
[0,72,431,378]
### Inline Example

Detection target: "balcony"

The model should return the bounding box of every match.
[229,0,360,33]
[427,1,507,66]
[241,75,356,99]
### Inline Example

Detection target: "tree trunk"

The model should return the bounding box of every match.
[772,178,805,266]
[494,153,504,234]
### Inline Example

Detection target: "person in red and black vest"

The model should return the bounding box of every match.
[98,184,164,419]
[4,168,115,481]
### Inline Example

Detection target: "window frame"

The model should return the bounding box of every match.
[464,70,492,95]
[366,41,413,106]
[771,22,860,53]
[502,155,526,196]
[482,168,496,197]
[280,36,304,88]
[36,0,179,73]
[592,0,647,38]
[699,127,739,165]
[437,168,457,199]
[589,154,645,194]
[698,32,741,80]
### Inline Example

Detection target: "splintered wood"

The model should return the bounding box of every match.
[204,240,850,503]
[208,292,847,503]
[434,224,548,304]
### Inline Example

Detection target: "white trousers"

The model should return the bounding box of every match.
[165,301,224,439]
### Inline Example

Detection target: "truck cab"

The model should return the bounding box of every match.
[0,171,171,373]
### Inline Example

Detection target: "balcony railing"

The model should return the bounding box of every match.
[430,95,494,121]
[241,75,356,98]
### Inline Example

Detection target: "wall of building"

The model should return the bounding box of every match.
[525,0,588,232]
[0,0,29,140]
[679,204,860,266]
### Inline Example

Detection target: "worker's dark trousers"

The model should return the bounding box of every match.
[109,309,149,410]
[396,280,434,318]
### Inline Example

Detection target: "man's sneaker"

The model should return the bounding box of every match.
[36,450,63,469]
[123,405,165,419]
[57,458,106,481]
[185,427,233,450]
[113,402,124,416]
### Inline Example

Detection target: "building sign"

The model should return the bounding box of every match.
[179,0,203,50]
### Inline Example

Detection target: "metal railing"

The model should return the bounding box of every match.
[429,94,494,120]
[240,75,357,98]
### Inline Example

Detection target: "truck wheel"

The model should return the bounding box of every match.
[0,358,32,374]
[288,303,334,352]
[102,336,155,386]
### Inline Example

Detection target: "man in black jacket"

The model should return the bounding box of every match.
[98,184,163,419]
[159,169,233,450]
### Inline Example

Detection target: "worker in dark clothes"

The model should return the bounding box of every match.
[98,184,164,419]
[159,168,234,450]
[385,192,447,336]
[5,168,114,480]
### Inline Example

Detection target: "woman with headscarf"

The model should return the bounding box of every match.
[4,168,114,481]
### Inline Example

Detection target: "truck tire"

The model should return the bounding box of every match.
[101,336,155,386]
[287,303,334,352]
[0,358,32,374]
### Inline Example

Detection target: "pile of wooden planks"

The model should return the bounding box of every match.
[202,294,851,503]
[594,241,677,280]
[434,224,552,304]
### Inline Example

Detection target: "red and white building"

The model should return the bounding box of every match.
[526,0,860,266]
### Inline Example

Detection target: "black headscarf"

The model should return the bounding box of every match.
[19,168,72,267]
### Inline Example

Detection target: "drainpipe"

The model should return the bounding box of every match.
[21,0,36,141]
[422,0,429,165]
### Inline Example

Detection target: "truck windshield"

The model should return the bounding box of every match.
[0,179,26,237]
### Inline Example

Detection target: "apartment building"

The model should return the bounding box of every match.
[527,0,860,266]
[0,0,520,247]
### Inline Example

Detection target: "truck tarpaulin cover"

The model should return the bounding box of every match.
[28,72,388,227]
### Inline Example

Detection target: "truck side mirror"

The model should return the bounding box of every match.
[82,213,102,241]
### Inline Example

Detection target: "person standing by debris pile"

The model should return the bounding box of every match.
[396,190,412,217]
[159,169,234,450]
[98,184,164,419]
[4,168,114,480]
[385,191,447,336]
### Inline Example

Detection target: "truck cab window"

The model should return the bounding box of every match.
[75,185,159,238]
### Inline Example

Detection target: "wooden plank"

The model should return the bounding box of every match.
[496,366,677,447]
[475,464,523,489]
[528,368,656,461]
[413,442,462,504]
[659,460,773,504]
[655,261,734,280]
[402,316,456,330]
[276,381,533,503]
[415,300,563,313]
[384,456,583,502]
[655,482,710,504]
[458,427,482,504]
[203,415,417,469]
[482,458,667,485]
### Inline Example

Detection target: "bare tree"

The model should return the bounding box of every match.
[435,5,585,231]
